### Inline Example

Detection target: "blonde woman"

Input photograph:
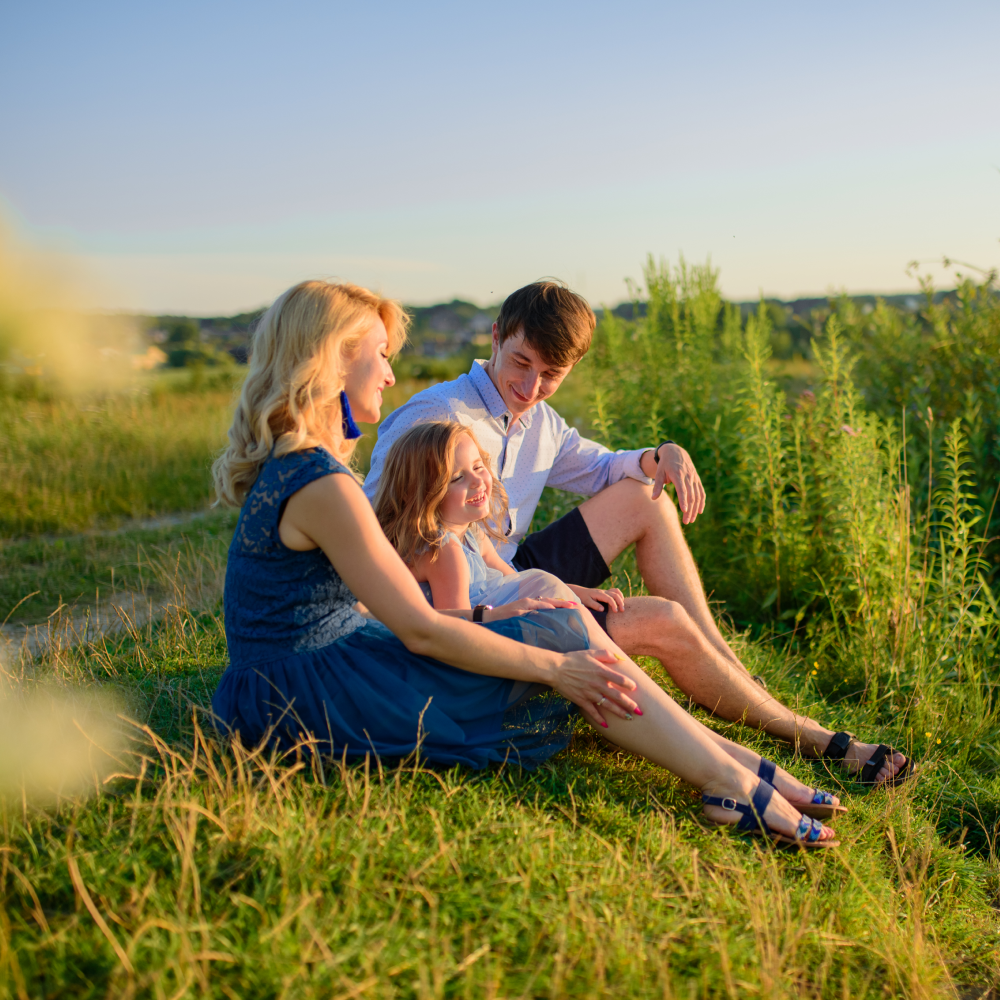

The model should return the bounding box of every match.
[211,279,838,847]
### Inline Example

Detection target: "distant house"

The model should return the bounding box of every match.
[132,345,168,370]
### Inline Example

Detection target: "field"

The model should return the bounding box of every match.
[1,263,999,998]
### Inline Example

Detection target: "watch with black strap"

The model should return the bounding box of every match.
[653,440,675,464]
[471,604,492,623]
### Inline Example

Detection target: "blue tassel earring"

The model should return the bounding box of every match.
[339,390,362,439]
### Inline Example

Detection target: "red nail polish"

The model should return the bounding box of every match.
[634,707,643,716]
[601,721,608,728]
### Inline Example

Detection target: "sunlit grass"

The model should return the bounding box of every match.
[1,506,997,997]
[0,387,236,537]
[2,560,997,998]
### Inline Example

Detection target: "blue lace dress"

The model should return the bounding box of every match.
[212,448,587,769]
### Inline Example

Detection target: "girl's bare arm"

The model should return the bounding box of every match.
[420,540,473,610]
[478,533,517,576]
[415,536,578,621]
[408,533,574,621]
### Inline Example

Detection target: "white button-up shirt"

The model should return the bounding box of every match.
[363,360,651,563]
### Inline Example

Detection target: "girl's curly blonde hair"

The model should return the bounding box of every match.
[372,421,509,566]
[212,280,408,507]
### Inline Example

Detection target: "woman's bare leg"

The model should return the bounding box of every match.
[574,608,837,840]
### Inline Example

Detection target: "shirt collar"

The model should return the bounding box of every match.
[468,359,534,430]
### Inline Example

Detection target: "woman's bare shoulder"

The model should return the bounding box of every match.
[280,468,372,549]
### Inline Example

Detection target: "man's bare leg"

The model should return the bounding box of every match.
[578,478,745,670]
[601,597,805,734]
[577,480,907,781]
[603,597,904,781]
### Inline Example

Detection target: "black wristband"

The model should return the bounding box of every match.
[472,604,489,623]
[653,441,674,464]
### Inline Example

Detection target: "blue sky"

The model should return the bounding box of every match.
[1,0,998,313]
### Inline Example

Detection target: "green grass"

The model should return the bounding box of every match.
[2,553,998,998]
[0,509,238,625]
[0,386,237,537]
[2,269,999,997]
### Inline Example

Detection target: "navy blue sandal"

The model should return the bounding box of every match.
[822,732,918,787]
[757,757,847,819]
[702,778,838,848]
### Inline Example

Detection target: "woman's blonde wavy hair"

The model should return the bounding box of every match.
[372,421,509,566]
[213,280,408,507]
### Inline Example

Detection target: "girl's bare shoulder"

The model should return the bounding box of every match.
[410,535,466,583]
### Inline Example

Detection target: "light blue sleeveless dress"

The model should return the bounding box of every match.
[420,530,575,608]
[212,448,588,769]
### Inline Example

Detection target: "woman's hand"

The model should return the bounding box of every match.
[485,597,580,622]
[550,649,640,728]
[567,584,625,613]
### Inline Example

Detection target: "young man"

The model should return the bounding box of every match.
[365,281,913,786]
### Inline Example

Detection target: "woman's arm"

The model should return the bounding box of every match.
[279,473,638,724]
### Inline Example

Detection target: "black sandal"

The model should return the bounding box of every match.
[757,757,847,819]
[822,731,917,787]
[702,778,838,849]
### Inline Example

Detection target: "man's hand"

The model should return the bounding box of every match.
[567,584,625,613]
[651,443,706,524]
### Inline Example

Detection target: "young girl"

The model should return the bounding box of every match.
[372,420,625,618]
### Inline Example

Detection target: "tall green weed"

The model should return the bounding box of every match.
[832,268,1000,582]
[583,258,998,700]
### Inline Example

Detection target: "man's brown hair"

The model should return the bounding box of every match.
[495,280,596,367]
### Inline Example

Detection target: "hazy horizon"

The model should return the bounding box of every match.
[66,278,953,321]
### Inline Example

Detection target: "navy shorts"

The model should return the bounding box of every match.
[512,507,614,635]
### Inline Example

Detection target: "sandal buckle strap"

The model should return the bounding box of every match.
[757,757,777,785]
[702,794,740,811]
[823,731,855,761]
[703,780,775,837]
